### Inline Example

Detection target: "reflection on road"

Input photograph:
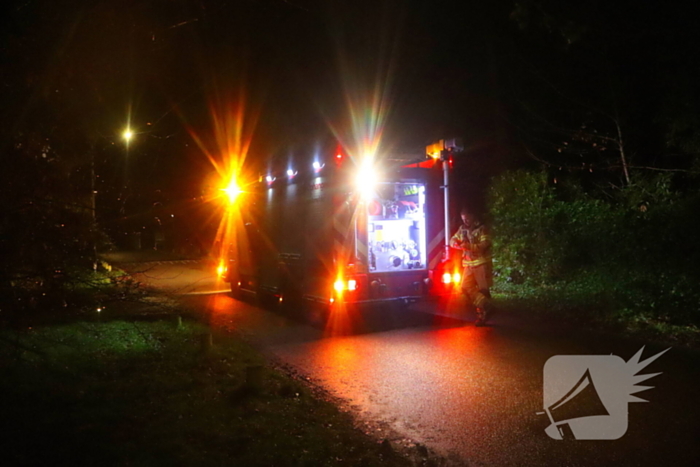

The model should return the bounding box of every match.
[206,293,236,319]
[276,323,496,443]
[117,255,700,466]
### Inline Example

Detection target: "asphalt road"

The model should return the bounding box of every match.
[112,253,700,466]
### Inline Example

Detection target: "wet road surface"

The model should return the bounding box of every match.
[114,254,700,466]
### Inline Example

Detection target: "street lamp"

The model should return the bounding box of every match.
[92,129,133,220]
[118,127,134,217]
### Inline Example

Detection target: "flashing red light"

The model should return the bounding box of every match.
[441,272,452,284]
[333,277,358,294]
[334,143,345,165]
[441,271,462,285]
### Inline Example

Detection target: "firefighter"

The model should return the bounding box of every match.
[450,207,493,326]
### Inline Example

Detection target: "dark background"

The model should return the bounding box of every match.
[2,0,699,245]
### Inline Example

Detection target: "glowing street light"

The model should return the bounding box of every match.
[123,128,133,142]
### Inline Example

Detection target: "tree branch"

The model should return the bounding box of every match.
[627,165,699,173]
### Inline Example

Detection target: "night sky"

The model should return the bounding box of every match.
[2,0,698,218]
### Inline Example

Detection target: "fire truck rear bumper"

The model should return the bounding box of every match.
[303,294,425,307]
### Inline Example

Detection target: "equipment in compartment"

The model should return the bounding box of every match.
[367,182,426,272]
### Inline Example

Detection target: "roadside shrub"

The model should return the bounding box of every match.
[488,170,700,326]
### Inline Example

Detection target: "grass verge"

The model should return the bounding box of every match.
[0,318,414,466]
[493,279,700,348]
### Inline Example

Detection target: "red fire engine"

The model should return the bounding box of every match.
[224,138,463,310]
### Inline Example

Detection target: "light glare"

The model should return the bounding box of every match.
[356,158,377,200]
[221,178,242,204]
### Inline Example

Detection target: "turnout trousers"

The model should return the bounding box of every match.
[460,263,492,320]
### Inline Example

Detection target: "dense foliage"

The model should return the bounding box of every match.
[0,130,112,320]
[488,170,700,327]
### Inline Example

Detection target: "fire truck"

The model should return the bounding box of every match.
[225,139,464,311]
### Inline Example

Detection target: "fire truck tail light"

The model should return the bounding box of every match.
[334,278,359,293]
[440,271,462,285]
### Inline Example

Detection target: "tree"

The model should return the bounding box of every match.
[506,0,700,192]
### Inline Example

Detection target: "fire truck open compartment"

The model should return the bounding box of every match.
[366,182,427,273]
